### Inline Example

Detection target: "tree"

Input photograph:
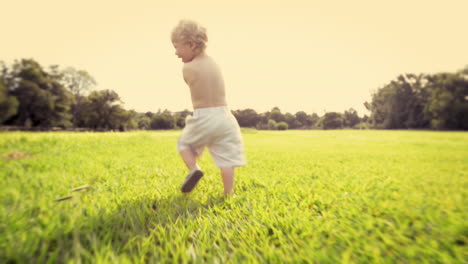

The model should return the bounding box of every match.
[137,113,151,129]
[2,59,74,127]
[145,111,154,119]
[118,109,138,131]
[367,74,429,129]
[307,113,320,127]
[151,110,175,129]
[284,112,299,128]
[232,108,259,127]
[173,109,192,128]
[51,66,96,126]
[343,108,360,128]
[267,119,277,130]
[174,114,185,129]
[0,76,19,124]
[276,121,288,130]
[367,69,468,130]
[259,112,270,123]
[295,111,307,127]
[322,112,344,129]
[79,89,124,130]
[269,107,284,123]
[255,111,272,130]
[424,71,468,129]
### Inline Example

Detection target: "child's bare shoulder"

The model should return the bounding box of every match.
[183,61,197,76]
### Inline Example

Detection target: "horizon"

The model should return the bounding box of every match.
[2,0,467,116]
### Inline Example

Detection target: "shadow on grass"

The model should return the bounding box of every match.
[29,194,230,262]
[87,193,229,238]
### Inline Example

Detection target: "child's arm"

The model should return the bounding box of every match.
[182,65,197,87]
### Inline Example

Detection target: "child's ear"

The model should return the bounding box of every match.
[188,41,196,50]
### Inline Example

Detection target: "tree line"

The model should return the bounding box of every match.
[1,59,467,131]
[366,69,468,130]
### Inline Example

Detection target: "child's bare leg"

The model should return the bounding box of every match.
[221,167,235,195]
[180,149,197,170]
[179,149,203,193]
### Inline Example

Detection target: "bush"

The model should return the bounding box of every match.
[137,115,151,130]
[322,112,344,130]
[256,122,268,130]
[267,119,277,130]
[150,113,175,129]
[354,122,370,130]
[175,115,186,128]
[276,122,288,130]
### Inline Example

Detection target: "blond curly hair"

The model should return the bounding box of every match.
[171,19,208,51]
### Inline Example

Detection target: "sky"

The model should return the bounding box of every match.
[2,0,467,116]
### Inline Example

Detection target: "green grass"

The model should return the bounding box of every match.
[0,130,467,263]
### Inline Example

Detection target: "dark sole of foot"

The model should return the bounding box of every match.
[181,170,204,193]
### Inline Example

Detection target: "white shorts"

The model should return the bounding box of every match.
[177,106,247,168]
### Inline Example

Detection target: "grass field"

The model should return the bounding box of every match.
[0,130,467,263]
